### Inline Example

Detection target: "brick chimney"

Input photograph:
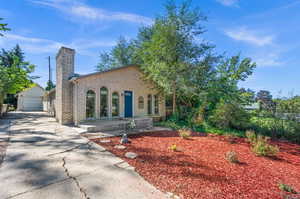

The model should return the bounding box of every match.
[55,47,75,124]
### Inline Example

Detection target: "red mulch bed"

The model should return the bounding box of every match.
[90,131,300,199]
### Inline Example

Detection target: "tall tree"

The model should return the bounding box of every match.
[45,80,55,91]
[96,37,135,71]
[138,0,212,113]
[256,90,274,111]
[0,56,36,108]
[0,44,25,67]
[0,18,10,36]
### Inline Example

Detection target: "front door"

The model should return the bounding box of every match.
[124,91,133,118]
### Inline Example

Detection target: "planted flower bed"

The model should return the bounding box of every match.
[90,131,300,199]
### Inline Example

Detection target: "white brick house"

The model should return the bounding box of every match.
[52,47,166,125]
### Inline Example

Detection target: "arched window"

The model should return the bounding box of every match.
[138,96,144,109]
[112,92,119,117]
[86,90,96,118]
[100,87,108,117]
[154,95,159,114]
[147,94,152,115]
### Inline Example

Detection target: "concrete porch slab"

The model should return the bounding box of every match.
[78,117,153,133]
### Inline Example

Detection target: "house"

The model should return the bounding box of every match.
[244,102,260,111]
[17,85,44,111]
[46,47,166,126]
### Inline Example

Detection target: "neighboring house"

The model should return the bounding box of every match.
[45,47,166,125]
[17,85,45,111]
[244,102,260,111]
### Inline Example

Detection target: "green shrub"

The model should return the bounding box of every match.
[245,130,257,144]
[178,128,192,139]
[209,101,250,130]
[250,116,300,144]
[225,151,239,163]
[251,135,279,157]
[169,144,177,151]
[278,183,297,194]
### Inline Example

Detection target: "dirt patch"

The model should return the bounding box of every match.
[90,131,300,199]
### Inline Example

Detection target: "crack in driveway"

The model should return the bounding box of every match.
[62,157,90,199]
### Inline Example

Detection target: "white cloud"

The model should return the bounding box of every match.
[224,27,274,46]
[216,0,239,6]
[254,53,283,67]
[0,33,115,55]
[31,0,153,25]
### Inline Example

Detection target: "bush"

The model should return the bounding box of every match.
[279,183,297,194]
[251,135,279,157]
[209,101,250,130]
[169,144,177,151]
[246,130,257,144]
[178,128,192,139]
[250,116,300,144]
[225,151,239,163]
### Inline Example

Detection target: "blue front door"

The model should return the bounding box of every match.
[124,91,133,117]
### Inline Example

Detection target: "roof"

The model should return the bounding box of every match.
[70,64,139,82]
[18,84,45,96]
[244,102,260,110]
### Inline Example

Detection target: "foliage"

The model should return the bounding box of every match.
[208,101,250,130]
[169,144,177,151]
[0,18,10,36]
[245,130,257,144]
[0,53,36,109]
[250,116,300,144]
[138,0,219,114]
[239,88,256,105]
[96,36,136,72]
[278,183,297,194]
[225,151,239,163]
[251,134,279,157]
[178,128,192,139]
[45,80,55,91]
[256,90,275,112]
[0,44,24,67]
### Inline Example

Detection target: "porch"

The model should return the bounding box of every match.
[78,117,153,133]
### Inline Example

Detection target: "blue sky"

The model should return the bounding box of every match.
[1,0,300,97]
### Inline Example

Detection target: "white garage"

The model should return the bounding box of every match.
[17,85,45,111]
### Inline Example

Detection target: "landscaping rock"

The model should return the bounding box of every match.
[120,133,129,144]
[125,152,138,159]
[114,145,126,150]
[100,139,111,143]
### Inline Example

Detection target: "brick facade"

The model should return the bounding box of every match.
[55,47,166,125]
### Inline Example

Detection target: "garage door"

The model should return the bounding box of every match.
[23,97,43,111]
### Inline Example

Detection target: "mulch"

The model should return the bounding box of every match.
[90,131,300,199]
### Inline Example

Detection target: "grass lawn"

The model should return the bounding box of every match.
[90,131,300,199]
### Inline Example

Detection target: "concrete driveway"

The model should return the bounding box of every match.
[0,112,166,199]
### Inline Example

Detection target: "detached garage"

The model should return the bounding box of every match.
[17,85,45,111]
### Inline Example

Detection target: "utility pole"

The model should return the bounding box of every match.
[48,56,51,83]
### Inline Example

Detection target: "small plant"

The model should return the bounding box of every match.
[279,183,297,194]
[169,144,177,151]
[246,130,257,144]
[252,135,279,157]
[225,151,239,163]
[178,128,192,139]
